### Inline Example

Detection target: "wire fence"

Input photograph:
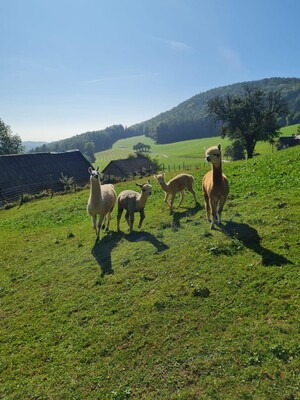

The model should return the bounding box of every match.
[161,162,208,173]
[0,175,87,208]
[0,163,209,208]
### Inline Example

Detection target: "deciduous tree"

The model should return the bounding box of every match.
[0,118,24,155]
[207,86,288,158]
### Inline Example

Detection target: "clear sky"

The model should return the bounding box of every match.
[1,0,299,142]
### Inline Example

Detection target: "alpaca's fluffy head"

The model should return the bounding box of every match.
[205,144,222,165]
[154,173,165,186]
[136,180,152,196]
[88,166,100,181]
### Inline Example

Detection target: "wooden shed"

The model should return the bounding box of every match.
[0,150,92,203]
[277,135,300,150]
[101,156,156,180]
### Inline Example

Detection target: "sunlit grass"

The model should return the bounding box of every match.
[1,146,300,399]
[94,124,298,171]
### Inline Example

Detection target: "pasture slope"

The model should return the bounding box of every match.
[94,124,299,172]
[1,146,300,400]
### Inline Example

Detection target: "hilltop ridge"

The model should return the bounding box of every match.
[33,77,300,153]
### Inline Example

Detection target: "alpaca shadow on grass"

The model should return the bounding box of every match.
[222,221,293,266]
[92,230,169,277]
[92,232,122,277]
[172,202,202,229]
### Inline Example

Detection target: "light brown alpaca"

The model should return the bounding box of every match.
[202,144,229,229]
[154,173,196,211]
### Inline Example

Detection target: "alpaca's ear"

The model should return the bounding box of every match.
[218,144,221,150]
[147,179,150,184]
[153,175,157,179]
[96,166,99,172]
[136,183,142,188]
[88,167,92,173]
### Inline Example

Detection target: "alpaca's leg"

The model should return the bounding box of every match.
[164,193,171,208]
[101,215,107,230]
[125,210,130,228]
[189,187,197,204]
[217,197,227,225]
[210,198,218,229]
[138,209,145,229]
[178,191,184,207]
[91,215,97,231]
[129,212,134,233]
[117,208,123,232]
[203,193,211,221]
[106,212,112,231]
[97,214,105,239]
[170,193,176,210]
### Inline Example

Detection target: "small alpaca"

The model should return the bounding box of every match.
[154,173,197,211]
[202,144,229,229]
[117,180,152,233]
[87,167,117,240]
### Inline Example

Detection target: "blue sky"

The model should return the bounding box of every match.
[1,0,299,142]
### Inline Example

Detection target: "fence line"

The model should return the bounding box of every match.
[161,162,208,172]
[0,177,87,207]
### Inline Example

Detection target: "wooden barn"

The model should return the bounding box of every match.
[0,150,92,204]
[101,156,157,180]
[277,135,300,150]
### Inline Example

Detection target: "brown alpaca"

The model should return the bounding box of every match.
[154,173,197,211]
[202,144,229,229]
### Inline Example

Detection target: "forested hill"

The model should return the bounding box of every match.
[33,77,300,153]
[130,77,300,143]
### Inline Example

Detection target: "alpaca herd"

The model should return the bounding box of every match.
[87,144,229,239]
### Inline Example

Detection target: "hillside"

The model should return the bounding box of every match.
[93,124,299,172]
[23,141,48,152]
[33,77,300,153]
[1,146,300,399]
[131,77,300,143]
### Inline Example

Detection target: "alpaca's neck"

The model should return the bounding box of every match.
[159,181,169,192]
[90,178,102,200]
[212,161,223,182]
[136,191,148,208]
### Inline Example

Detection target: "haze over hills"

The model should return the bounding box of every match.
[23,141,48,152]
[32,77,300,154]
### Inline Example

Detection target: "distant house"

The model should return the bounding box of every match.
[277,135,300,150]
[0,150,92,204]
[101,156,157,180]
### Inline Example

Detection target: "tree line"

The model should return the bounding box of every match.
[130,77,300,144]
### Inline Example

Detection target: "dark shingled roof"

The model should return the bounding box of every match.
[0,150,92,202]
[101,156,156,179]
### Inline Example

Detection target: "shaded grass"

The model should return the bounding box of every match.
[1,146,300,399]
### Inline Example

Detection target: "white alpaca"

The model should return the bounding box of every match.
[87,167,117,240]
[202,144,229,229]
[154,173,197,211]
[117,180,152,233]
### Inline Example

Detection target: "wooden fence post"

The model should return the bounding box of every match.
[19,177,24,206]
[49,174,53,198]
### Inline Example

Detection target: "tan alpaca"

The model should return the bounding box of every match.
[87,167,117,240]
[202,144,229,229]
[117,180,152,233]
[154,173,196,211]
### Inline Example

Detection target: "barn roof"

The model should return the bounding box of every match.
[0,150,92,202]
[101,156,156,178]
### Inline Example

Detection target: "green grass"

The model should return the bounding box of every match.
[94,124,299,171]
[1,146,300,399]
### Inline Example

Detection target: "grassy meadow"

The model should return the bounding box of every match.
[94,124,299,171]
[1,144,300,399]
